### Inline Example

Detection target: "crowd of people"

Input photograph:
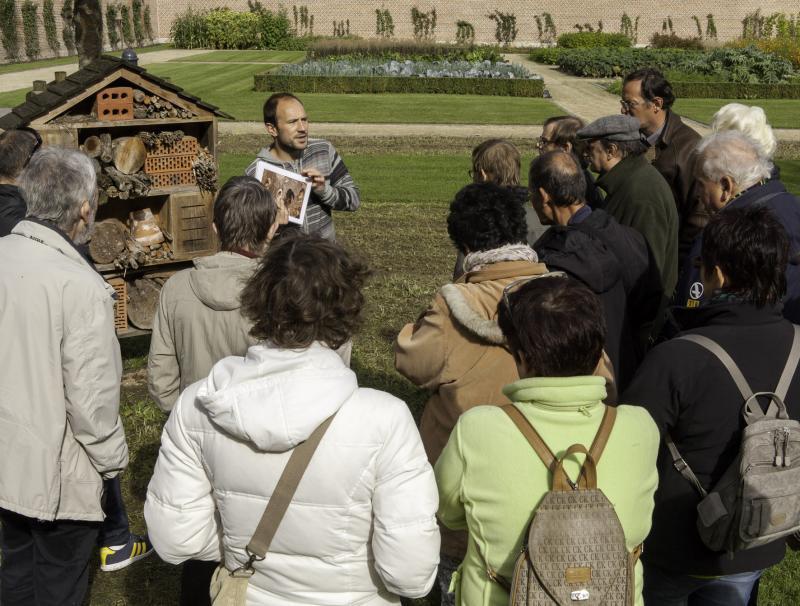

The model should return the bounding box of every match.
[0,69,799,606]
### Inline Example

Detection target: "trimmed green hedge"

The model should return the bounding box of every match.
[672,81,800,99]
[528,47,562,64]
[556,32,631,49]
[254,73,545,97]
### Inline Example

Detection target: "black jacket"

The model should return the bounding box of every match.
[534,208,660,389]
[675,179,800,324]
[623,302,799,575]
[0,184,26,237]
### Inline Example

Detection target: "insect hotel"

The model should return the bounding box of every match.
[0,55,233,336]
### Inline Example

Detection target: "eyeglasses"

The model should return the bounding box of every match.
[619,99,642,112]
[501,271,568,319]
[536,136,553,149]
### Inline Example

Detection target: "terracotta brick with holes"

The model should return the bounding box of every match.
[96,87,134,122]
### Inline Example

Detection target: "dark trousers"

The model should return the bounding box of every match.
[0,508,100,606]
[180,559,219,606]
[99,476,130,547]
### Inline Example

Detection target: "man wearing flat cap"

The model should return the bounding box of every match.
[578,114,679,330]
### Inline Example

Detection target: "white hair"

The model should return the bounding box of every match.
[711,103,777,159]
[695,130,772,191]
[19,146,97,233]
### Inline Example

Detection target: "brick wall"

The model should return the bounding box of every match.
[154,1,788,45]
[0,0,157,64]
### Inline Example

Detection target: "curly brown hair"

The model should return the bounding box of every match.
[240,233,371,349]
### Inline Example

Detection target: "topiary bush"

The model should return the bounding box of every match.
[21,0,40,60]
[556,32,631,48]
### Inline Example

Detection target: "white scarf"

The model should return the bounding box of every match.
[462,243,538,274]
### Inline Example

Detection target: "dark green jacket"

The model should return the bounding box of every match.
[597,154,679,299]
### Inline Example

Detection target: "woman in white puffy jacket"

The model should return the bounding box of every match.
[144,234,440,605]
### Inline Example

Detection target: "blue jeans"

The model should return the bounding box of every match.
[643,563,763,606]
[98,477,131,547]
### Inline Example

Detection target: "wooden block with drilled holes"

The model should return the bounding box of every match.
[96,87,134,122]
[107,277,128,332]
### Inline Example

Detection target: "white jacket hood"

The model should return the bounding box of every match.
[196,343,358,452]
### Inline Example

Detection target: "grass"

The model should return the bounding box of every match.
[84,146,800,604]
[169,50,307,63]
[674,98,800,129]
[0,43,170,75]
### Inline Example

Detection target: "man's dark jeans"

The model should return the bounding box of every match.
[99,476,130,547]
[0,508,99,606]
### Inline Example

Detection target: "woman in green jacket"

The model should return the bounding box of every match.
[435,275,660,606]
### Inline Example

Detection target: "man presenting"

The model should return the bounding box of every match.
[246,92,360,240]
[621,68,701,259]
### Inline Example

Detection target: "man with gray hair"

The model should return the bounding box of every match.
[676,130,800,322]
[0,147,129,603]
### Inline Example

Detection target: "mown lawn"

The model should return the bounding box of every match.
[674,98,800,129]
[0,43,171,75]
[84,146,800,605]
[169,49,307,63]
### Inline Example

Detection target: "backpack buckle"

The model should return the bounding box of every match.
[673,457,689,473]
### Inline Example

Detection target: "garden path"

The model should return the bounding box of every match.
[219,121,542,138]
[0,49,207,94]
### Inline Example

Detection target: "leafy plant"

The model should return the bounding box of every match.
[105,3,120,49]
[60,0,75,53]
[662,16,674,36]
[543,13,557,43]
[309,38,502,62]
[456,20,474,45]
[43,0,59,52]
[650,33,704,50]
[280,58,533,79]
[144,5,154,42]
[132,0,145,46]
[619,12,638,44]
[692,16,703,39]
[21,0,39,60]
[557,32,630,48]
[332,20,350,37]
[706,14,717,40]
[375,8,394,38]
[487,11,517,46]
[171,8,209,49]
[528,47,562,64]
[120,4,135,46]
[171,6,296,50]
[411,7,436,41]
[0,0,20,60]
[292,5,313,36]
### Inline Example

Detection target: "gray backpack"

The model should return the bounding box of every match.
[488,404,640,605]
[666,326,800,553]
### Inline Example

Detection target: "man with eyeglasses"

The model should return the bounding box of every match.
[621,69,701,259]
[0,127,41,237]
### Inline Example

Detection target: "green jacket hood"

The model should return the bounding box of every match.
[189,252,258,312]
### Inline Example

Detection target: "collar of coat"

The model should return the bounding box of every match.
[441,260,548,345]
[11,219,116,296]
[595,153,649,196]
[672,300,785,332]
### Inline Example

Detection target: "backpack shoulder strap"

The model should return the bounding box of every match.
[677,334,753,400]
[588,405,616,464]
[502,405,556,470]
[775,325,800,401]
[664,432,708,498]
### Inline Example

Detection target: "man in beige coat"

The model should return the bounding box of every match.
[0,147,129,604]
[147,175,285,605]
[148,176,286,413]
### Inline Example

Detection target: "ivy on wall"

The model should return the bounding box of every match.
[21,0,40,60]
[143,4,154,41]
[43,0,60,52]
[120,3,135,46]
[132,0,145,46]
[106,2,120,49]
[0,0,20,60]
[60,0,75,52]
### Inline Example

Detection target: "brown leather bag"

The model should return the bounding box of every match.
[490,405,641,605]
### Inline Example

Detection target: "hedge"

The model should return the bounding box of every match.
[308,38,502,62]
[556,32,631,49]
[671,81,800,99]
[254,73,545,97]
[528,47,562,65]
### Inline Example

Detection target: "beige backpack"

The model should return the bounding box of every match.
[489,405,640,605]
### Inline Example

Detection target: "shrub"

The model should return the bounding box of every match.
[204,9,260,49]
[557,46,794,83]
[456,21,474,45]
[0,0,20,60]
[42,0,59,52]
[120,4,135,46]
[170,7,296,50]
[650,33,704,50]
[672,81,800,99]
[255,73,545,97]
[528,47,562,64]
[557,32,630,48]
[734,38,800,68]
[60,0,75,53]
[171,8,209,48]
[105,3,120,49]
[132,0,145,46]
[21,0,39,60]
[308,38,502,62]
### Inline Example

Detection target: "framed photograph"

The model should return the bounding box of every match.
[252,161,312,226]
